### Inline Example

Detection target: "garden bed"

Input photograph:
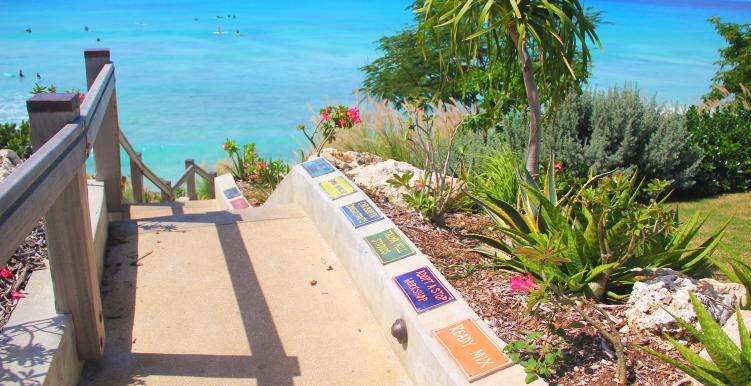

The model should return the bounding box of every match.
[363,187,692,386]
[0,222,48,330]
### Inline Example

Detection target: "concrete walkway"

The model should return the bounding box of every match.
[80,200,411,386]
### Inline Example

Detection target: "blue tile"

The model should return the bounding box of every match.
[341,200,383,228]
[394,267,455,313]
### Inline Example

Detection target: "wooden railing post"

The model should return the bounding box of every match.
[161,179,171,202]
[208,172,217,199]
[185,159,197,200]
[130,152,143,204]
[27,93,105,360]
[85,48,122,212]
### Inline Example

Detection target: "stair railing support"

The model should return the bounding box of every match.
[185,159,197,200]
[27,93,105,360]
[85,48,122,212]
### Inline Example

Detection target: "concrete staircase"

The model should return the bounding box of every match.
[80,199,411,385]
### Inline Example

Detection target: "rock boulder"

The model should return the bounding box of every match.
[0,149,23,183]
[623,268,747,332]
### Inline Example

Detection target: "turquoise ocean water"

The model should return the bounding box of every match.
[1,0,749,180]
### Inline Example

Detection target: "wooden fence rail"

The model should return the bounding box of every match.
[0,48,218,364]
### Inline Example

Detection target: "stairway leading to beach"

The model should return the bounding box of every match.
[79,199,411,385]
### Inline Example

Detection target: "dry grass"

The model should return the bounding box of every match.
[328,97,469,166]
[670,191,751,264]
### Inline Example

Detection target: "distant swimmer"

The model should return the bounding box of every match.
[19,69,24,78]
[96,37,101,42]
[193,17,198,21]
[25,27,31,33]
[84,26,89,32]
[36,73,41,80]
[235,29,241,36]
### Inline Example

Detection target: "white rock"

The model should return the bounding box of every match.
[0,149,23,183]
[624,268,745,332]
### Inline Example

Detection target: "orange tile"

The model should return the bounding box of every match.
[433,319,512,382]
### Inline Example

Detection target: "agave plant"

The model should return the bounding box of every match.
[711,251,751,310]
[641,293,751,386]
[468,155,726,301]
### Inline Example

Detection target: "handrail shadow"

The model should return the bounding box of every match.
[80,211,300,385]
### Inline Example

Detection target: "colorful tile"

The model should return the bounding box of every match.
[394,267,454,313]
[302,157,336,178]
[318,176,357,200]
[341,200,383,228]
[223,187,242,199]
[230,197,250,209]
[433,319,512,382]
[364,228,415,264]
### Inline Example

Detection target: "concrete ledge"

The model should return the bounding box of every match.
[266,161,544,385]
[0,180,108,385]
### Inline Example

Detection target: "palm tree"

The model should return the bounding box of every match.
[416,0,601,176]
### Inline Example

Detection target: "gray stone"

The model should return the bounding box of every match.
[623,268,746,332]
[0,149,23,183]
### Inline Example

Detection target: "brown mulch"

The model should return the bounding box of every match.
[363,188,692,386]
[0,222,48,330]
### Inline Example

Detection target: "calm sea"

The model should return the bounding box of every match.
[1,0,749,180]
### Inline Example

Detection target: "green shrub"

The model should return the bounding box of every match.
[712,250,751,309]
[686,105,751,196]
[500,86,702,190]
[0,121,32,159]
[465,143,519,204]
[641,293,751,386]
[469,160,725,301]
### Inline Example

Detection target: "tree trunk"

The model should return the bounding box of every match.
[508,25,543,178]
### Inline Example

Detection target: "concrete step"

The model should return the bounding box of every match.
[125,199,220,220]
[81,202,411,385]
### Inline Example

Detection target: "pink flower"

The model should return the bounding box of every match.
[0,266,11,279]
[510,272,540,293]
[414,181,425,191]
[79,93,86,102]
[250,173,258,182]
[338,118,346,127]
[321,106,331,121]
[348,107,361,124]
[11,290,26,300]
[250,199,259,207]
[222,143,227,150]
[258,161,268,169]
[554,161,564,173]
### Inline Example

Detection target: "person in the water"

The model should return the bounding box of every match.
[36,73,41,80]
[25,27,31,33]
[235,29,241,36]
[96,37,101,42]
[84,26,89,32]
[19,70,24,78]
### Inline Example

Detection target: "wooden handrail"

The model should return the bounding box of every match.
[118,130,173,200]
[80,63,115,145]
[172,164,195,193]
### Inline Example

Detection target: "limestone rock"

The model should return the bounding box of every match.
[0,149,23,183]
[313,148,384,172]
[311,148,464,207]
[348,159,423,204]
[623,268,746,332]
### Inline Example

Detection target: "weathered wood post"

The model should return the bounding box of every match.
[85,48,122,212]
[161,179,172,202]
[27,93,105,360]
[208,172,217,199]
[130,152,144,204]
[185,159,197,200]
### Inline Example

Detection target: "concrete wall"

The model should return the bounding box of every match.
[266,162,542,386]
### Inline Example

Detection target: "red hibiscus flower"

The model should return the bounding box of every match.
[0,266,11,279]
